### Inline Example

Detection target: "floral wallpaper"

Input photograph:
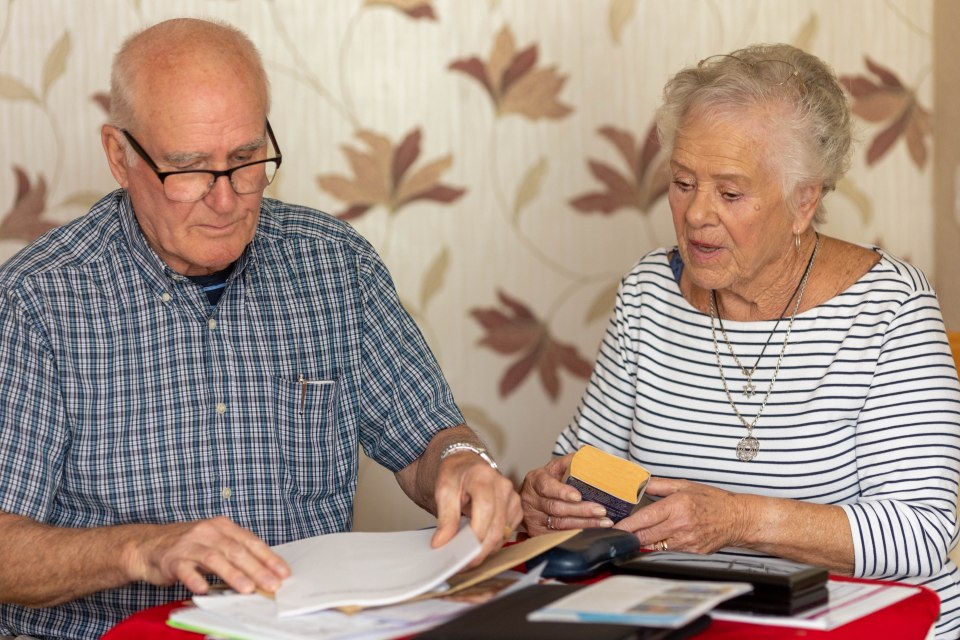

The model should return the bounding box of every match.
[0,0,948,531]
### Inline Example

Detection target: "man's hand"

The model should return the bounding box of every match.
[520,453,612,535]
[430,452,522,566]
[0,511,291,607]
[123,516,291,595]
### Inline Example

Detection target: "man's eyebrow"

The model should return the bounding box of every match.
[162,136,267,165]
[234,136,267,154]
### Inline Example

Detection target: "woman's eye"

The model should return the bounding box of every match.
[673,179,694,192]
[721,191,742,201]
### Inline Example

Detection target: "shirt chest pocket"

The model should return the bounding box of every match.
[271,375,351,498]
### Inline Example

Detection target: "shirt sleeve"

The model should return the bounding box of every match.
[841,291,960,579]
[554,274,639,457]
[354,248,463,472]
[0,284,70,521]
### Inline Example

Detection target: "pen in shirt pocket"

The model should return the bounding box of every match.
[298,374,336,415]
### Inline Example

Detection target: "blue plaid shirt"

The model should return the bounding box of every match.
[0,190,463,639]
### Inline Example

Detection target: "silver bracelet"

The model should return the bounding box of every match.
[439,442,500,472]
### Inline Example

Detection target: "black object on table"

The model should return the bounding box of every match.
[614,551,829,616]
[415,583,711,640]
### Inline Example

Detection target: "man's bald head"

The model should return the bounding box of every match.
[109,18,270,132]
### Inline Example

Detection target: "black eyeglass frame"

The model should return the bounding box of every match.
[120,120,283,200]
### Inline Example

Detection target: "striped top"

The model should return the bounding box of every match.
[555,247,960,638]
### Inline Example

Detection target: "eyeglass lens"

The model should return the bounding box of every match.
[162,160,279,202]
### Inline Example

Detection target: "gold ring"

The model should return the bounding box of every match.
[503,525,514,538]
[654,539,668,551]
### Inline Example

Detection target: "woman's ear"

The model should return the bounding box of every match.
[792,182,822,234]
[101,125,131,188]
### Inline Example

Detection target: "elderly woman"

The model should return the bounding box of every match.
[520,43,960,638]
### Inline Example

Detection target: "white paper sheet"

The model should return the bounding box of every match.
[193,525,482,618]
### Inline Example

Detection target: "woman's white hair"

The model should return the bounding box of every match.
[656,43,853,224]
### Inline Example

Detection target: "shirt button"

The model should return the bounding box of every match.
[161,292,172,302]
[208,318,217,330]
[216,402,227,415]
[220,487,233,499]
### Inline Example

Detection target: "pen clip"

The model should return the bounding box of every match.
[298,374,306,416]
[298,375,335,416]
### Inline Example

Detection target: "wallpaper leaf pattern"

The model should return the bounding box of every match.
[363,0,438,20]
[471,290,594,400]
[569,123,670,215]
[0,74,39,102]
[420,247,449,311]
[449,25,572,120]
[512,157,548,222]
[0,4,944,494]
[316,128,466,220]
[41,31,70,102]
[608,0,637,44]
[1,167,57,242]
[840,57,932,168]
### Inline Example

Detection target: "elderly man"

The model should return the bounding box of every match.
[0,18,520,640]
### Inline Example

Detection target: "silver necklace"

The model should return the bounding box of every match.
[715,247,810,398]
[709,232,820,461]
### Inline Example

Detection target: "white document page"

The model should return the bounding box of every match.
[254,525,481,616]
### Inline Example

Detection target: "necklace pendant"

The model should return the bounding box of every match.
[742,379,756,398]
[736,436,759,461]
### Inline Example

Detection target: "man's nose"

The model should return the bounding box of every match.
[204,174,239,212]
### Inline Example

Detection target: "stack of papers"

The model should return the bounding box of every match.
[270,526,481,616]
[170,593,473,640]
[167,525,580,639]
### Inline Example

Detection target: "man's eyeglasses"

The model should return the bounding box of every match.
[120,121,283,203]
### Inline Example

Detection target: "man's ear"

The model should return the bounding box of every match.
[792,182,822,235]
[101,125,131,188]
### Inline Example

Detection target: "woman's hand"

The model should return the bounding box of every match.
[520,453,613,535]
[617,477,749,554]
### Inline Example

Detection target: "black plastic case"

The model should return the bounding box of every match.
[527,528,641,579]
[614,551,829,615]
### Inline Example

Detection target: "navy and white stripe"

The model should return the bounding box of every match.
[556,247,960,638]
[0,190,463,639]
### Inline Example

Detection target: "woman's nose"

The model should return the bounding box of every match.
[684,187,716,226]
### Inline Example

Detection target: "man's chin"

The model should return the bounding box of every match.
[186,249,245,275]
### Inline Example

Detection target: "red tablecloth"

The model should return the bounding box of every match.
[102,575,940,640]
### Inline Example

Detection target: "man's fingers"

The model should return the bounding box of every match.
[431,487,464,548]
[141,517,290,595]
[173,560,213,594]
[237,531,291,581]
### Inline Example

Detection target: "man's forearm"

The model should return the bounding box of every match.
[0,511,142,607]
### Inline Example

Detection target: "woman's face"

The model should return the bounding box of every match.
[669,110,797,298]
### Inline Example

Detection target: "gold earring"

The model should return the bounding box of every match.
[795,232,801,254]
